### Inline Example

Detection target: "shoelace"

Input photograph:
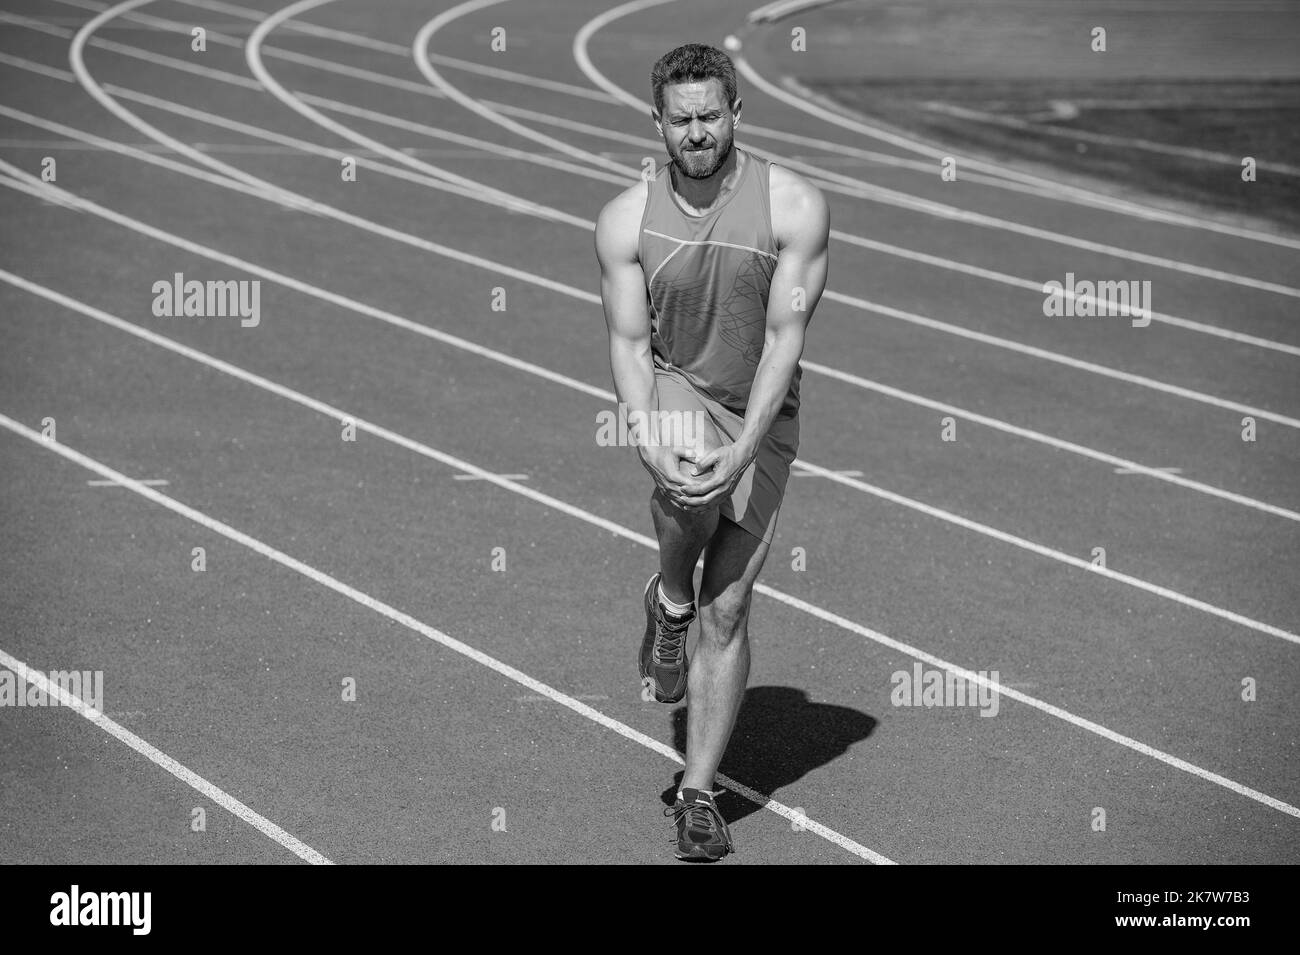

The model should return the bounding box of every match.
[665,800,733,849]
[652,614,690,665]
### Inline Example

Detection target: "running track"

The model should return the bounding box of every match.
[0,0,1297,865]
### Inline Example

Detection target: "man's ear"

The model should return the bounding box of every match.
[731,98,743,128]
[651,109,662,136]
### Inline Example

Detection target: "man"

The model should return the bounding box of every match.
[595,43,830,861]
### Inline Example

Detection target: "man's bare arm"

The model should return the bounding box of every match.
[595,188,660,444]
[737,173,829,453]
[596,188,703,494]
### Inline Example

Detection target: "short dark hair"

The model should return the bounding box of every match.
[650,44,738,116]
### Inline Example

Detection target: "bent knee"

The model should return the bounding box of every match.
[699,591,752,643]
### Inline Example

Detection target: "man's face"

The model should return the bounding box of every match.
[655,79,739,180]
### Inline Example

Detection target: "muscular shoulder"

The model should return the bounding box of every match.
[768,164,829,251]
[595,178,650,267]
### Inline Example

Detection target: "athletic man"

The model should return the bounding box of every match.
[595,43,830,861]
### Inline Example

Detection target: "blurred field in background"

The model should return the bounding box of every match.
[773,0,1300,229]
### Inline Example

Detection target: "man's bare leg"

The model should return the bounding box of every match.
[648,417,724,606]
[681,518,770,792]
[649,487,718,605]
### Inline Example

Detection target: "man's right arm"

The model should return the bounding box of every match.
[595,188,660,448]
[595,189,697,490]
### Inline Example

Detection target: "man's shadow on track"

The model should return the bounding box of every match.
[660,686,877,825]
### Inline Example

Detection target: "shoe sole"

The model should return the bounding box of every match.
[674,844,729,861]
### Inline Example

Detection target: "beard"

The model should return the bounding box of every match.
[670,136,733,180]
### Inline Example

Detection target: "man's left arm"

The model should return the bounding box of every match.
[681,177,829,503]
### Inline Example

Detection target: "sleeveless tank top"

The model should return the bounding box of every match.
[638,147,799,419]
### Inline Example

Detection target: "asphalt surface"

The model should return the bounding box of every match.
[0,0,1297,865]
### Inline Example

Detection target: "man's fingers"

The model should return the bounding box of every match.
[694,448,722,471]
[666,463,698,485]
[677,476,729,503]
[682,468,728,495]
[677,491,722,509]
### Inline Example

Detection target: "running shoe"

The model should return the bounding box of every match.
[666,788,733,861]
[639,572,693,703]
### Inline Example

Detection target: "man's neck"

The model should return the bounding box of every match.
[670,148,743,215]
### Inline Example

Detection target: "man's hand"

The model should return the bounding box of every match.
[673,439,757,510]
[639,445,708,505]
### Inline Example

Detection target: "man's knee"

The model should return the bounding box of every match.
[659,408,723,481]
[699,588,752,645]
[651,486,720,528]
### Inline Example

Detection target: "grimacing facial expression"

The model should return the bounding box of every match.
[656,79,738,180]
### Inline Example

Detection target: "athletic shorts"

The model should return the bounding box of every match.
[653,363,800,544]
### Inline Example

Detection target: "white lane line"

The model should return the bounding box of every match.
[64,0,573,223]
[452,473,529,481]
[413,2,636,184]
[0,105,595,301]
[162,0,1300,249]
[21,5,619,188]
[45,0,617,199]
[753,584,1300,823]
[4,170,1295,638]
[0,414,892,865]
[749,0,839,22]
[819,288,1300,429]
[112,83,603,220]
[30,6,1299,357]
[0,647,332,864]
[793,469,863,478]
[0,150,610,398]
[787,456,1299,644]
[175,0,621,104]
[797,358,1300,520]
[299,94,628,185]
[86,477,169,485]
[4,274,1297,827]
[0,13,259,88]
[569,0,1300,294]
[68,0,312,211]
[830,232,1300,358]
[241,0,592,221]
[1114,467,1181,476]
